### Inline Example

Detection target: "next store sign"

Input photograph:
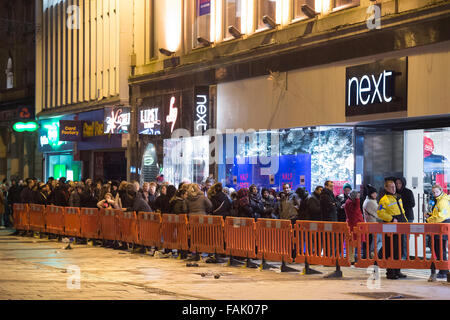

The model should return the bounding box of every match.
[345,57,407,117]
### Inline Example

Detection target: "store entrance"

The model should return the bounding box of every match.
[103,151,127,182]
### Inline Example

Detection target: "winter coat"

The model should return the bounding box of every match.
[336,193,350,222]
[320,188,338,222]
[377,193,408,223]
[127,193,152,213]
[210,192,232,217]
[186,191,213,215]
[20,187,35,204]
[80,190,98,208]
[7,185,22,205]
[35,191,49,206]
[261,194,278,219]
[170,197,188,214]
[427,192,450,223]
[344,198,365,241]
[362,197,380,222]
[249,193,264,218]
[279,191,300,221]
[119,190,134,210]
[298,195,310,220]
[53,187,69,207]
[69,191,81,207]
[154,194,171,213]
[396,177,415,222]
[306,193,321,221]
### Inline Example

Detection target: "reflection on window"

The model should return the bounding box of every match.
[6,57,13,89]
[293,0,316,20]
[256,0,276,30]
[333,0,360,10]
[224,0,242,39]
[195,0,211,47]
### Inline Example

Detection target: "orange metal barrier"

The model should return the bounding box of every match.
[64,207,81,238]
[354,222,450,271]
[99,209,121,241]
[120,211,138,244]
[80,208,100,239]
[294,221,351,267]
[189,215,225,254]
[45,206,65,235]
[256,219,293,263]
[29,204,46,233]
[224,217,256,259]
[161,214,189,251]
[13,203,29,231]
[137,212,162,248]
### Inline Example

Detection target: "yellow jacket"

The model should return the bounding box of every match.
[377,194,408,222]
[427,192,450,223]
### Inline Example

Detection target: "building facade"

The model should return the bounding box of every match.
[129,0,450,221]
[0,0,40,181]
[35,0,133,182]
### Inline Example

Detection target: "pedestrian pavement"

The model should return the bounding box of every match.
[0,229,449,300]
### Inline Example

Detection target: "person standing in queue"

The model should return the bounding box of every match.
[425,184,450,281]
[377,180,408,280]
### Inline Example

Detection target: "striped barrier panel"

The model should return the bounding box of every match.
[99,209,121,241]
[45,205,65,235]
[189,215,225,255]
[64,207,81,238]
[137,212,162,247]
[256,219,293,263]
[224,217,256,259]
[161,214,189,251]
[29,204,46,233]
[120,211,138,244]
[80,208,100,239]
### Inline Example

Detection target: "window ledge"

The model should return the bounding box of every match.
[332,3,360,13]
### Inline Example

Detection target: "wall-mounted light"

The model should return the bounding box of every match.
[228,25,242,39]
[262,15,277,29]
[159,48,175,57]
[301,4,319,19]
[197,37,212,47]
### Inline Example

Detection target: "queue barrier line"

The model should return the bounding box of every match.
[294,221,351,267]
[137,212,162,248]
[161,214,189,251]
[256,219,293,263]
[120,211,138,244]
[45,205,65,235]
[80,208,100,239]
[224,217,256,259]
[99,209,121,241]
[64,207,81,238]
[29,204,46,233]
[189,215,225,255]
[354,222,450,271]
[13,203,29,231]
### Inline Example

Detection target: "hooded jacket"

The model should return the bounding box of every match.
[279,191,300,221]
[427,192,450,223]
[306,192,321,221]
[186,191,212,215]
[344,193,365,241]
[377,192,408,223]
[395,177,415,222]
[210,191,232,217]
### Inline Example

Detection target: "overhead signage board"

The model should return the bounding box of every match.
[345,57,407,117]
[59,120,82,141]
[138,107,161,135]
[194,86,209,136]
[104,106,131,134]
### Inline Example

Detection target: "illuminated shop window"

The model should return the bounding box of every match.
[194,0,212,47]
[293,0,316,20]
[224,0,242,39]
[256,0,277,30]
[333,0,360,11]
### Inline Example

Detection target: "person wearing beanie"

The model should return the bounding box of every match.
[337,183,352,222]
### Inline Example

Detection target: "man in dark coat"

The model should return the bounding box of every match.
[20,179,35,204]
[125,184,152,213]
[336,183,352,222]
[306,186,323,221]
[210,183,232,217]
[34,183,50,205]
[395,177,415,222]
[295,187,310,220]
[261,188,278,219]
[320,181,339,221]
[248,184,264,219]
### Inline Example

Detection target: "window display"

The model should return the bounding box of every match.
[47,154,81,181]
[424,129,450,195]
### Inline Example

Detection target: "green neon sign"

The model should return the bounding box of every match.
[13,122,39,132]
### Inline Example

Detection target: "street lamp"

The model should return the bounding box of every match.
[228,25,242,39]
[262,15,277,29]
[301,4,319,19]
[197,36,212,47]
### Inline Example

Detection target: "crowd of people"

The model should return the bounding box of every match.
[0,174,448,280]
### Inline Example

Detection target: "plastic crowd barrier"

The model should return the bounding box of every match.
[161,214,189,250]
[256,219,293,263]
[120,211,138,244]
[294,221,351,267]
[45,205,65,235]
[13,203,29,231]
[64,207,81,238]
[99,209,121,241]
[29,204,46,233]
[224,217,256,259]
[354,222,450,271]
[137,212,162,248]
[80,208,100,239]
[189,215,225,255]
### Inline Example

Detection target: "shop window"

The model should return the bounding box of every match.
[6,57,13,89]
[47,154,81,181]
[293,0,316,20]
[224,0,242,39]
[333,0,360,11]
[194,0,212,47]
[256,0,277,31]
[424,129,450,195]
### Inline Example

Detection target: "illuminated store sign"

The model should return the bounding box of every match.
[166,96,178,134]
[59,120,82,141]
[13,121,38,132]
[194,86,209,135]
[104,107,131,134]
[138,107,161,135]
[38,119,71,152]
[345,57,407,117]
